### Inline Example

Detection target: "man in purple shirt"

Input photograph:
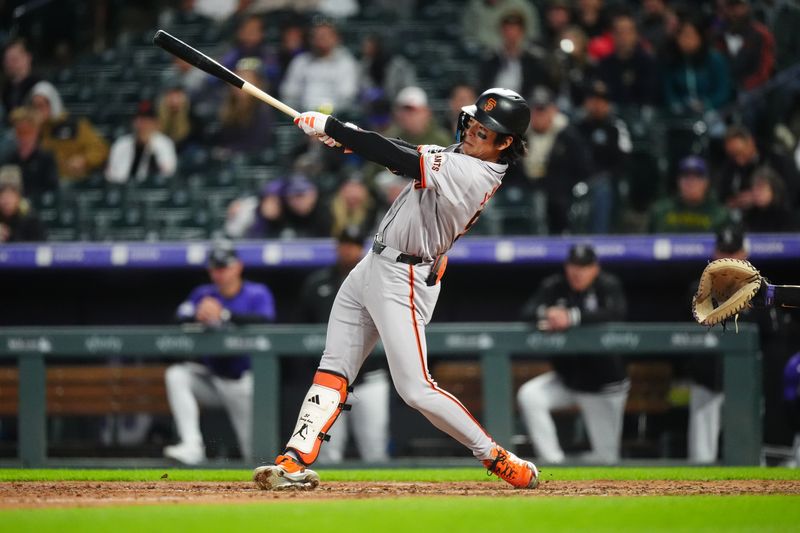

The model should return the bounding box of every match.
[164,240,275,465]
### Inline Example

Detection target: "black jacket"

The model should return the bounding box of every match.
[521,271,628,391]
[596,45,660,106]
[6,148,59,201]
[576,115,629,178]
[478,47,557,98]
[0,205,47,242]
[716,152,799,208]
[513,123,594,235]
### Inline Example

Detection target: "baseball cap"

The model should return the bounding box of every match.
[585,79,610,100]
[284,175,317,196]
[567,243,598,266]
[529,85,555,108]
[395,86,428,109]
[678,155,708,178]
[136,100,157,118]
[336,224,369,246]
[500,11,526,27]
[260,179,285,197]
[208,240,239,268]
[715,225,744,254]
[0,165,23,192]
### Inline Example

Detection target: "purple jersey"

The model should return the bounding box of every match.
[177,281,275,378]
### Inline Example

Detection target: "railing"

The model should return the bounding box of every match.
[0,323,761,467]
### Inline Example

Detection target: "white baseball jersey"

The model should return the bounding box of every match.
[378,144,507,261]
[286,142,508,464]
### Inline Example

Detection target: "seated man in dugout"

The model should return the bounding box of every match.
[164,240,276,464]
[517,243,630,464]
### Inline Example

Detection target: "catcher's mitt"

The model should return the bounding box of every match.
[692,258,764,327]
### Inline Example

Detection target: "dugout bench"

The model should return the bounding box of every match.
[0,323,761,467]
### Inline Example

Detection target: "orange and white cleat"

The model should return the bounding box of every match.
[253,454,320,491]
[483,445,539,489]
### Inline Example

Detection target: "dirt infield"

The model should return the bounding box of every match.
[2,480,800,508]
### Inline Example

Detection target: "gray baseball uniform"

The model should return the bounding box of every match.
[314,143,506,461]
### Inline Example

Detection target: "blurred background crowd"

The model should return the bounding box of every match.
[2,0,800,243]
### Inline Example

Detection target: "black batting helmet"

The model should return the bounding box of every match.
[457,88,530,140]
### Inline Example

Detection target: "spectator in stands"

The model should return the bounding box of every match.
[740,165,797,232]
[157,0,213,28]
[648,155,730,233]
[662,14,733,116]
[576,0,610,39]
[596,9,660,108]
[329,177,377,238]
[0,164,46,243]
[247,0,359,18]
[718,125,798,211]
[359,89,393,133]
[638,0,678,54]
[520,85,593,234]
[358,33,417,102]
[158,85,203,154]
[277,22,308,86]
[553,25,595,112]
[517,243,629,464]
[383,87,452,148]
[463,0,543,52]
[214,58,273,154]
[5,107,58,200]
[295,225,391,463]
[29,81,109,182]
[543,0,575,50]
[280,19,359,113]
[443,83,477,134]
[164,240,275,464]
[575,79,632,233]
[105,100,178,184]
[225,179,285,239]
[715,0,775,93]
[161,57,208,97]
[479,12,557,98]
[220,15,281,92]
[278,174,330,239]
[771,0,800,72]
[2,39,40,120]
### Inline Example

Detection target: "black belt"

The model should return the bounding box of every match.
[371,239,424,265]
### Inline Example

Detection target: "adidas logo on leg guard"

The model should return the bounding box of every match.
[483,445,539,489]
[285,370,350,465]
[253,454,320,491]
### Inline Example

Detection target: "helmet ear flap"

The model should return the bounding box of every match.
[456,111,471,142]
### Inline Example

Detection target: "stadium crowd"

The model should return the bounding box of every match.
[1,0,800,243]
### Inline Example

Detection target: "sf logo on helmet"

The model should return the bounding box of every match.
[483,98,497,111]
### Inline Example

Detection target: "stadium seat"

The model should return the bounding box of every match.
[493,186,547,235]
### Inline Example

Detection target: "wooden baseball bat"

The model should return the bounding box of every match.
[152,29,299,119]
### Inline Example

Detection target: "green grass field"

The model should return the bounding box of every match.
[2,467,800,533]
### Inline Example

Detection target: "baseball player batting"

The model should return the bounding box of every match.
[253,88,538,490]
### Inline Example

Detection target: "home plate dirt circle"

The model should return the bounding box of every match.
[2,480,800,508]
